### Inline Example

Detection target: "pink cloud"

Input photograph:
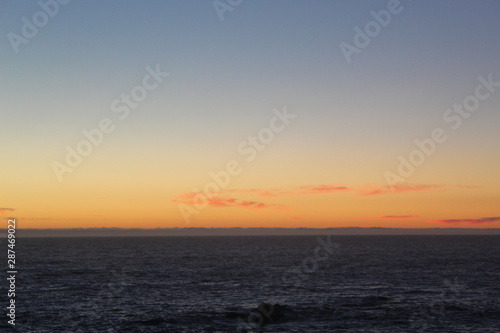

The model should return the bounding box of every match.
[297,185,350,194]
[172,183,479,212]
[172,194,280,210]
[430,217,500,225]
[212,198,281,210]
[221,184,448,197]
[358,185,443,196]
[221,185,350,197]
[216,186,349,197]
[0,208,15,214]
[238,201,270,209]
[206,197,237,207]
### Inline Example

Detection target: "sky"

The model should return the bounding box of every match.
[1,0,499,230]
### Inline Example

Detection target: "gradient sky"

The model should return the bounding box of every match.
[1,0,499,229]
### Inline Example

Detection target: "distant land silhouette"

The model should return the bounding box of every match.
[4,227,500,237]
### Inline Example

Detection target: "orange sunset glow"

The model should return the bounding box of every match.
[2,0,499,233]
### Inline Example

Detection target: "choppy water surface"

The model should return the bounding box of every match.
[4,235,500,332]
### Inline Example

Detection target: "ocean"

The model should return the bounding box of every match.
[4,235,500,332]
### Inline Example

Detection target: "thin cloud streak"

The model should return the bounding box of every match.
[0,208,15,214]
[173,183,476,211]
[379,215,420,219]
[359,185,443,196]
[172,195,282,210]
[431,217,500,225]
[219,184,452,197]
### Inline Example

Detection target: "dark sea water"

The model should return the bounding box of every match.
[4,235,500,332]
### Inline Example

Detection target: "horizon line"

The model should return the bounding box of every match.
[3,226,500,237]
